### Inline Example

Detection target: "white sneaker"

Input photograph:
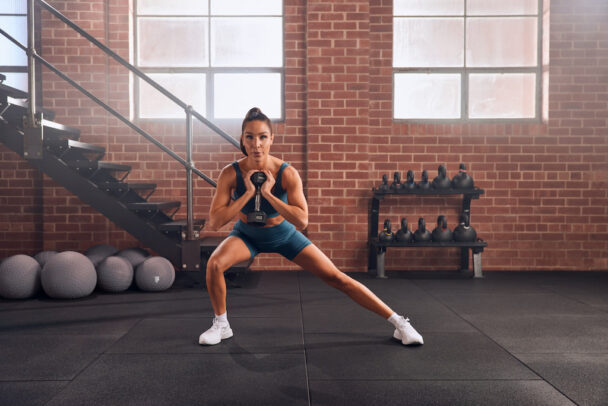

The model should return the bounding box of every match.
[198,317,233,345]
[393,316,424,345]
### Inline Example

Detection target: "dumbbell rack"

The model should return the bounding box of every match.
[368,187,488,278]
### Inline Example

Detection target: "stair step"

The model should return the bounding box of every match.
[45,138,105,160]
[0,82,29,100]
[1,96,57,122]
[68,160,131,172]
[99,182,156,193]
[41,118,81,139]
[127,201,181,212]
[159,219,206,233]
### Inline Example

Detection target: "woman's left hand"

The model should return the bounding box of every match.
[259,169,276,197]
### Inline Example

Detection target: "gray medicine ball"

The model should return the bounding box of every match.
[41,251,97,299]
[97,256,133,293]
[0,254,41,299]
[135,256,175,292]
[85,244,118,267]
[33,250,59,267]
[117,247,150,268]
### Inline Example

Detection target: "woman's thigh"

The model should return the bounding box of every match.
[207,236,253,272]
[290,243,345,282]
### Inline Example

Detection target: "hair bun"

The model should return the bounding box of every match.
[246,107,264,120]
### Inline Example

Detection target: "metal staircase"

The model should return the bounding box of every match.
[0,79,250,273]
[0,0,252,274]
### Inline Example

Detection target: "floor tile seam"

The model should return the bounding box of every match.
[513,352,608,356]
[409,280,581,406]
[297,271,312,406]
[41,340,121,406]
[0,379,70,383]
[98,317,147,358]
[102,352,307,356]
[409,280,548,369]
[140,316,299,320]
[307,378,547,382]
[540,286,608,315]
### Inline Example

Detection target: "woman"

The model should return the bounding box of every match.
[199,107,423,346]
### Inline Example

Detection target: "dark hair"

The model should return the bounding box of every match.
[240,107,273,156]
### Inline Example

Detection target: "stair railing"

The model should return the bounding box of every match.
[1,0,241,241]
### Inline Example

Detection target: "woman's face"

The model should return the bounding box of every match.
[241,120,273,163]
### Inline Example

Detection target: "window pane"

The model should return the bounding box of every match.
[137,0,207,15]
[394,73,461,119]
[469,73,536,118]
[211,17,282,67]
[0,0,26,14]
[211,0,282,15]
[393,18,464,67]
[0,16,27,66]
[137,18,208,67]
[0,72,27,91]
[214,73,281,119]
[466,17,537,67]
[393,0,464,16]
[467,0,538,15]
[138,73,206,119]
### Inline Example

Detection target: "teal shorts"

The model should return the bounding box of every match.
[228,219,312,260]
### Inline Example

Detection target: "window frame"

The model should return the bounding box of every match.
[132,0,285,123]
[0,6,28,91]
[392,0,544,123]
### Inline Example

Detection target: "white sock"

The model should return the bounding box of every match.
[387,312,402,327]
[215,312,228,325]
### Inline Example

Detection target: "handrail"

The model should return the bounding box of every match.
[36,0,239,149]
[0,27,217,188]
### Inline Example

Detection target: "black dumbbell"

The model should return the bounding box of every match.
[247,172,268,227]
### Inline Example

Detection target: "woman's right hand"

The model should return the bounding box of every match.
[244,169,258,196]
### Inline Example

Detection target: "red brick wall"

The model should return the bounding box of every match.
[2,0,607,271]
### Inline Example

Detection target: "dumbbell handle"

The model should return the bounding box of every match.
[254,188,262,211]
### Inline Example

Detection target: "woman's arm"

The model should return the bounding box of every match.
[206,165,255,231]
[260,166,308,230]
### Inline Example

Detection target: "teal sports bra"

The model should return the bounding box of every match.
[232,161,289,218]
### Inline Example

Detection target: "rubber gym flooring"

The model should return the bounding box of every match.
[1,270,607,406]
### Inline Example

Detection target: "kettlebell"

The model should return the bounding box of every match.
[378,218,394,243]
[413,217,432,242]
[417,170,431,190]
[451,163,474,189]
[390,171,402,192]
[432,215,453,242]
[453,213,477,242]
[378,174,390,192]
[403,170,416,190]
[432,165,451,190]
[395,217,412,242]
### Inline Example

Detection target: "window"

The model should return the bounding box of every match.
[0,0,28,91]
[134,0,283,120]
[393,0,542,121]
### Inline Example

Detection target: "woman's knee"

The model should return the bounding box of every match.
[324,272,353,291]
[206,255,228,276]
